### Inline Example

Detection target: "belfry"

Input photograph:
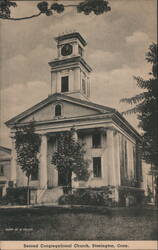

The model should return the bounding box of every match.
[49,32,91,99]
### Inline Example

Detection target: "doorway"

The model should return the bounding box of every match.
[0,187,3,199]
[58,169,72,187]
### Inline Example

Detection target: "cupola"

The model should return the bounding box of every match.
[48,32,92,100]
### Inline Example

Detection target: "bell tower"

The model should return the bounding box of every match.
[49,32,92,100]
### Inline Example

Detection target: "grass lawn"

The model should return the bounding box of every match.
[0,206,157,240]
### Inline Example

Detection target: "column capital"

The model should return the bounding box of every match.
[106,127,118,135]
[10,132,16,139]
[70,127,78,141]
[40,133,47,137]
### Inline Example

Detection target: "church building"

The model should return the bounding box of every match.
[6,32,143,205]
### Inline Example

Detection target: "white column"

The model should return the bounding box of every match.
[72,42,78,56]
[71,128,78,141]
[10,136,17,184]
[87,77,90,97]
[51,72,57,94]
[106,128,116,186]
[115,133,121,186]
[69,69,74,92]
[57,71,61,93]
[74,68,80,90]
[39,134,48,189]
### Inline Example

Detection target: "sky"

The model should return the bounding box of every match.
[0,0,157,148]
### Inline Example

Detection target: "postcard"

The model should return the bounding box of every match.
[0,0,157,249]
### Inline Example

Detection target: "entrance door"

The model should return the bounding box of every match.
[0,187,3,199]
[58,169,72,186]
[58,169,66,186]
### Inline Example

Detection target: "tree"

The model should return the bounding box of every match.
[121,43,158,204]
[0,0,111,21]
[52,128,90,191]
[14,122,41,205]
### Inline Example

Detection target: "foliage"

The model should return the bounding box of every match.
[77,0,111,15]
[52,128,90,187]
[120,43,158,175]
[0,0,111,21]
[118,187,145,207]
[0,0,16,19]
[0,187,29,205]
[59,186,114,206]
[14,122,41,181]
[7,187,28,205]
[144,185,154,203]
[14,122,41,204]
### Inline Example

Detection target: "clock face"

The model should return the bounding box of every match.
[61,44,73,56]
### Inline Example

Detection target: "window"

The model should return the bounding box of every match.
[55,104,61,116]
[0,165,4,176]
[61,76,69,92]
[82,79,86,95]
[92,132,101,148]
[93,157,101,177]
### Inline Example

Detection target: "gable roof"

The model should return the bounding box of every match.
[5,93,141,141]
[5,93,116,126]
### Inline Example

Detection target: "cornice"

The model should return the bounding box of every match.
[48,56,92,73]
[9,113,112,129]
[55,32,87,47]
[112,113,141,142]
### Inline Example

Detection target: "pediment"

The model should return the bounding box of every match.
[6,94,114,126]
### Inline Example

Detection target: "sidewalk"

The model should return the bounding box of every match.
[0,203,108,209]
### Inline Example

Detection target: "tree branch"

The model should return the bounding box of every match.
[0,0,111,21]
[64,5,78,8]
[0,11,42,21]
[0,4,78,21]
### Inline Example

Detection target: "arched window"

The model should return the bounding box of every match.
[55,104,62,116]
